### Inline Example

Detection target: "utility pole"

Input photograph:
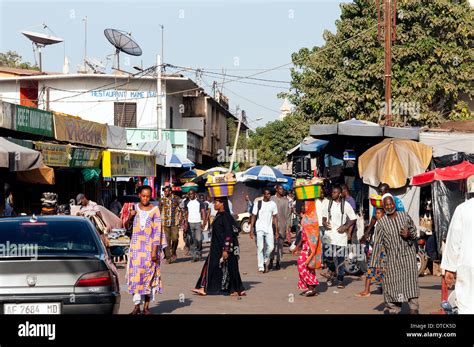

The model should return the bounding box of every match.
[378,0,397,127]
[159,25,164,65]
[229,106,241,172]
[83,16,87,70]
[156,54,162,141]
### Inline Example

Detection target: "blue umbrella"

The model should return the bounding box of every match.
[242,165,288,183]
[168,154,194,168]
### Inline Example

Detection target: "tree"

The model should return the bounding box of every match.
[248,114,311,167]
[280,0,473,127]
[0,51,38,70]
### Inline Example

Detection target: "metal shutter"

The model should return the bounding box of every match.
[114,102,137,128]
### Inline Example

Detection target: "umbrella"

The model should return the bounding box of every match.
[192,167,229,183]
[358,138,432,189]
[242,165,288,183]
[168,153,194,168]
[0,137,43,171]
[411,161,474,186]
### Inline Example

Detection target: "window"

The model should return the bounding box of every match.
[114,102,137,128]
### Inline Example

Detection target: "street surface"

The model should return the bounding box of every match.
[118,231,441,314]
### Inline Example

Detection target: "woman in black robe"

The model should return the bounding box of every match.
[192,197,246,296]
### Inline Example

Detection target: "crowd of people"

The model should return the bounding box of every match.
[1,179,472,315]
[118,181,429,315]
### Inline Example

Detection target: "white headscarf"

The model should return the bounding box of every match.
[382,193,394,201]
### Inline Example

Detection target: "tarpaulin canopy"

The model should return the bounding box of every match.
[286,137,329,156]
[16,165,55,185]
[358,138,432,189]
[411,161,474,186]
[310,118,384,137]
[0,137,43,171]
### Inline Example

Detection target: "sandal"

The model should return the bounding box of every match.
[191,289,207,296]
[337,283,345,289]
[304,290,319,297]
[238,291,247,296]
[142,308,151,315]
[299,290,309,296]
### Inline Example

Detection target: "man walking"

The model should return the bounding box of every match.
[341,184,356,211]
[160,187,180,264]
[370,193,420,314]
[250,188,279,273]
[270,184,291,270]
[183,190,207,262]
[441,197,474,314]
[322,186,357,289]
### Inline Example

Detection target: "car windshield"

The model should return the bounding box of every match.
[0,220,100,257]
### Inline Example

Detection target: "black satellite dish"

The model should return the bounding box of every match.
[104,29,142,70]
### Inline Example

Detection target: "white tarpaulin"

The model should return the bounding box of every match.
[420,132,474,157]
[106,125,127,149]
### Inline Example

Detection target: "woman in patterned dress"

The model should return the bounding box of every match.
[126,185,167,315]
[293,200,322,297]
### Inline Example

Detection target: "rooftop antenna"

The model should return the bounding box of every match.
[21,25,63,72]
[104,28,142,71]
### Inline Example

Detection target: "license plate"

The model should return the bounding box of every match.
[4,303,61,315]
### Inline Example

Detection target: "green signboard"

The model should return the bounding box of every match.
[15,105,54,137]
[70,147,102,168]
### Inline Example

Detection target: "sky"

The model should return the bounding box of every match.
[0,0,347,128]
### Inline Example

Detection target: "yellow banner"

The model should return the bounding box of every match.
[34,142,71,167]
[102,151,156,177]
[53,113,107,148]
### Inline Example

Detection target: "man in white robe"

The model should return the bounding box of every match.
[441,198,474,314]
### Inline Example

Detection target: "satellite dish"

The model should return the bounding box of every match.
[21,30,63,72]
[104,29,142,71]
[22,31,63,46]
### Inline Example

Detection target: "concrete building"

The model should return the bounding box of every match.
[0,67,245,166]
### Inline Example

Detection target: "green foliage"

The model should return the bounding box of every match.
[248,114,311,167]
[280,0,473,127]
[0,50,38,70]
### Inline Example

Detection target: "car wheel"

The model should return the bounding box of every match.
[240,218,251,234]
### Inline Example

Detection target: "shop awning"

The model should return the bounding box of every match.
[0,137,43,171]
[310,118,383,137]
[411,161,474,186]
[287,137,329,156]
[16,166,55,185]
[384,126,420,140]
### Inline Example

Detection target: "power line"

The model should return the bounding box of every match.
[220,23,379,87]
[167,64,291,84]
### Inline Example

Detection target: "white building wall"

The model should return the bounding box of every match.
[0,80,20,104]
[38,78,162,128]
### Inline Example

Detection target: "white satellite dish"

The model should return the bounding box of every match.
[21,30,63,72]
